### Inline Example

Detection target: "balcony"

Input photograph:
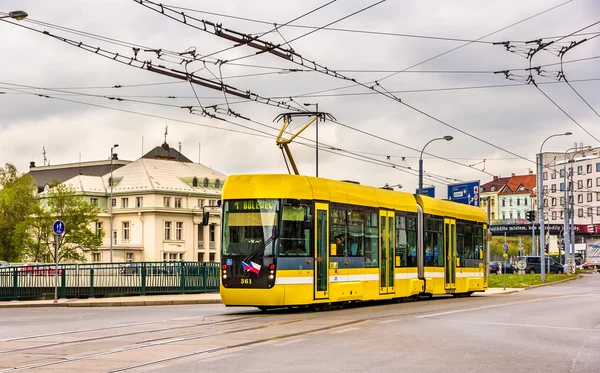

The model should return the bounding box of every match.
[198,241,216,250]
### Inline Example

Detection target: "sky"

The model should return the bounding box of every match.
[1,0,600,198]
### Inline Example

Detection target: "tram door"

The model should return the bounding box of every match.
[379,210,395,294]
[314,203,329,299]
[444,218,457,289]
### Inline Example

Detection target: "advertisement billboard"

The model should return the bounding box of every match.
[447,181,480,206]
[415,186,435,197]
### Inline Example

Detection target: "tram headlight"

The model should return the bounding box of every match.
[223,274,228,279]
[268,275,274,280]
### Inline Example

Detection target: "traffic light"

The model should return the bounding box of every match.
[526,210,535,222]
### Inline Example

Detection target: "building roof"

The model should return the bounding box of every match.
[480,177,511,193]
[27,160,130,192]
[62,174,109,194]
[142,142,193,163]
[501,174,536,195]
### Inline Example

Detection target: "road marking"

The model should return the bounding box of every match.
[331,327,359,334]
[448,319,600,333]
[275,338,307,346]
[416,294,594,318]
[378,319,398,324]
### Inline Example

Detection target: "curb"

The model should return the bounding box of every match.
[0,298,222,308]
[522,274,582,290]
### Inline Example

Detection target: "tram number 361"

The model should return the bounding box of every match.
[241,278,252,285]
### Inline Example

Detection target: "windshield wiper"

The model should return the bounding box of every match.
[243,232,277,263]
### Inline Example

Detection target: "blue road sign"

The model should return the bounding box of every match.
[226,259,233,266]
[53,220,65,235]
[447,181,480,206]
[416,186,435,197]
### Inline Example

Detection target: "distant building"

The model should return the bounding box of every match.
[480,173,536,225]
[34,142,225,263]
[480,176,511,222]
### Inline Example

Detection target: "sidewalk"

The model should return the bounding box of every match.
[0,293,222,308]
[480,287,525,296]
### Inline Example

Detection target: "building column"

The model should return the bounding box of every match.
[214,223,221,263]
[192,223,199,262]
[202,223,210,262]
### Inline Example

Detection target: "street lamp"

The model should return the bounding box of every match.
[419,136,453,194]
[538,132,572,281]
[109,144,119,263]
[303,103,319,177]
[0,10,28,20]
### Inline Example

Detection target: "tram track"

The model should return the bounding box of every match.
[0,315,263,355]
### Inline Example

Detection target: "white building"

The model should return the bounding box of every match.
[46,142,225,263]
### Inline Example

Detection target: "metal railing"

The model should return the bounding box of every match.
[0,262,220,301]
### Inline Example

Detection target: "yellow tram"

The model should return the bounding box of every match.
[219,174,488,309]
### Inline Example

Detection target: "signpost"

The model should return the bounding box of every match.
[415,186,435,197]
[52,220,65,304]
[447,181,480,206]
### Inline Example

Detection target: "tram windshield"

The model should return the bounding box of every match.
[222,199,279,257]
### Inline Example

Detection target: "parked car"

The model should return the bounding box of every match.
[119,263,142,276]
[517,256,565,274]
[119,263,179,276]
[489,261,516,274]
[19,263,62,276]
[0,261,11,268]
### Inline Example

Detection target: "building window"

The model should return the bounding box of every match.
[121,198,129,208]
[126,253,134,262]
[597,177,600,187]
[552,197,556,206]
[209,253,215,262]
[502,212,506,220]
[509,212,513,219]
[90,198,98,205]
[136,197,143,208]
[524,199,527,206]
[551,184,556,193]
[578,194,583,203]
[588,193,593,202]
[96,222,103,238]
[203,178,209,187]
[92,253,101,262]
[192,177,198,187]
[122,221,130,241]
[113,230,118,245]
[597,162,600,172]
[578,180,583,189]
[165,221,172,240]
[111,198,116,207]
[509,198,513,206]
[175,222,183,240]
[578,166,583,175]
[597,192,600,201]
[578,208,584,217]
[551,172,556,179]
[175,198,182,208]
[587,207,593,217]
[517,211,521,219]
[543,171,548,180]
[560,211,564,219]
[502,199,505,207]
[209,199,216,206]
[560,182,565,191]
[560,197,565,206]
[587,164,592,173]
[108,177,114,187]
[517,198,521,206]
[560,169,565,178]
[543,199,548,207]
[491,212,495,219]
[587,179,592,188]
[210,224,215,242]
[552,211,557,220]
[597,207,600,216]
[164,197,171,207]
[215,179,221,189]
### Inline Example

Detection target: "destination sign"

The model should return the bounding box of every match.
[229,199,277,212]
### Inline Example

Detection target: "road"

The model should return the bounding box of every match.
[1,274,599,373]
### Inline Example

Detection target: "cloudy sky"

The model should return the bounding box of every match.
[1,0,599,198]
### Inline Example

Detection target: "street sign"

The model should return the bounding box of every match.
[447,181,480,206]
[416,186,435,197]
[53,220,65,235]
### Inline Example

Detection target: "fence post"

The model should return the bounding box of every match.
[141,263,146,296]
[12,267,18,301]
[180,263,185,294]
[203,265,208,293]
[61,269,66,299]
[90,268,95,298]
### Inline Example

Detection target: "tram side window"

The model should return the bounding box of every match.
[424,218,444,267]
[456,223,465,267]
[330,208,347,256]
[348,210,366,257]
[279,205,312,257]
[364,212,379,267]
[463,223,476,266]
[396,214,417,267]
[473,224,484,266]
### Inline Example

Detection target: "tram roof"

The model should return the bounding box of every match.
[415,194,487,223]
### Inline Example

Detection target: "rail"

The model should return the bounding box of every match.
[0,261,221,301]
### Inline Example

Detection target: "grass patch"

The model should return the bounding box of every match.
[488,273,578,288]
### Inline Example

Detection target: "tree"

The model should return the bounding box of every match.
[28,183,102,262]
[0,164,36,262]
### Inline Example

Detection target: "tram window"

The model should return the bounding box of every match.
[424,217,444,267]
[456,223,465,267]
[463,224,475,266]
[348,210,365,257]
[364,212,378,267]
[279,205,312,257]
[330,208,348,256]
[473,224,484,265]
[396,214,417,267]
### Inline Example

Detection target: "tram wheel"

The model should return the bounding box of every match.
[312,304,325,312]
[337,302,345,310]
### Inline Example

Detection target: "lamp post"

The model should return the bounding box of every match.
[303,103,319,177]
[109,144,119,263]
[0,10,28,20]
[538,132,572,281]
[530,192,536,256]
[419,136,453,194]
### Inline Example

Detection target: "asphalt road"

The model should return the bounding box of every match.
[1,274,599,373]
